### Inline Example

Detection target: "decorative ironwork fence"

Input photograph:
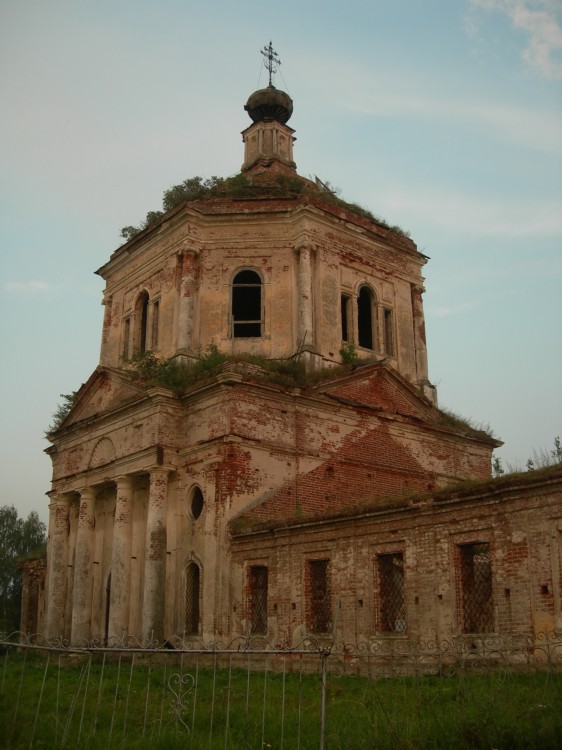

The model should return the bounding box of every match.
[1,631,561,749]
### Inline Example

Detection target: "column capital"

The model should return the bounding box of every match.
[78,486,96,502]
[48,492,73,511]
[115,475,134,491]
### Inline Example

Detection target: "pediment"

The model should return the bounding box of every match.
[58,367,146,429]
[315,363,435,421]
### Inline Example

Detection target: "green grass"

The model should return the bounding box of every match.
[1,651,561,749]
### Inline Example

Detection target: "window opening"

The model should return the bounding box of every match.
[136,291,149,354]
[459,543,493,633]
[307,559,331,633]
[341,294,350,342]
[190,487,204,520]
[185,562,200,635]
[232,270,262,338]
[378,553,406,632]
[151,300,160,350]
[357,287,375,350]
[383,308,394,356]
[249,565,268,634]
[122,317,131,361]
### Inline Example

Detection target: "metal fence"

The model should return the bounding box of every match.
[1,631,561,749]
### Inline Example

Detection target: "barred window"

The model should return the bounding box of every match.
[185,562,200,635]
[378,553,406,633]
[307,559,331,633]
[248,565,268,635]
[459,543,493,633]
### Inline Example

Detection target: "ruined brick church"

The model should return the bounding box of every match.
[31,54,561,646]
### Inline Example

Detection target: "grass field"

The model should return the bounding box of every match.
[1,650,561,749]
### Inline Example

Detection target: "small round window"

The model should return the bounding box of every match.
[190,487,204,520]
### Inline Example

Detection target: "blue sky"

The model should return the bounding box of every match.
[1,0,561,522]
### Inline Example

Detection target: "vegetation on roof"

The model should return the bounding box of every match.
[119,173,411,242]
[46,391,79,435]
[123,346,355,392]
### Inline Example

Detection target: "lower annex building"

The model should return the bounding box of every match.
[23,60,562,646]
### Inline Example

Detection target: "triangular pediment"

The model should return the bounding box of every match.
[58,367,146,429]
[315,363,436,422]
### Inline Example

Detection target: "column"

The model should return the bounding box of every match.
[411,284,428,381]
[70,487,96,644]
[177,251,196,351]
[298,245,313,347]
[141,469,168,644]
[45,494,71,640]
[108,476,133,641]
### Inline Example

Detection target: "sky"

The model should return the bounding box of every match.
[1,0,561,524]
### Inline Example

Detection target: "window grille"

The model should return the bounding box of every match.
[378,553,406,633]
[307,559,331,633]
[459,543,493,633]
[249,565,268,634]
[185,563,200,635]
[232,270,262,338]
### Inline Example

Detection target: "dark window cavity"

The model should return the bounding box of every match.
[190,487,204,520]
[357,286,376,350]
[232,270,262,338]
[341,294,351,342]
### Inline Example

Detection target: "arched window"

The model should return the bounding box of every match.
[185,562,201,635]
[357,286,377,350]
[231,270,263,338]
[135,291,150,354]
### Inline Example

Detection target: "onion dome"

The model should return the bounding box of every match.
[244,85,293,125]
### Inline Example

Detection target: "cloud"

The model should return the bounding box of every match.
[4,281,57,295]
[469,0,562,79]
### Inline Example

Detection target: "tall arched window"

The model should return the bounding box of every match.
[357,286,377,350]
[135,291,150,354]
[185,562,201,635]
[231,270,263,338]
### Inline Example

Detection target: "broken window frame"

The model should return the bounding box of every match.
[231,269,263,338]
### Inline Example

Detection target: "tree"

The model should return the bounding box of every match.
[0,506,46,634]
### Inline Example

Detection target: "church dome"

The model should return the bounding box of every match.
[244,85,293,125]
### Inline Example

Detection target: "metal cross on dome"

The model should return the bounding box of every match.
[261,41,281,87]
